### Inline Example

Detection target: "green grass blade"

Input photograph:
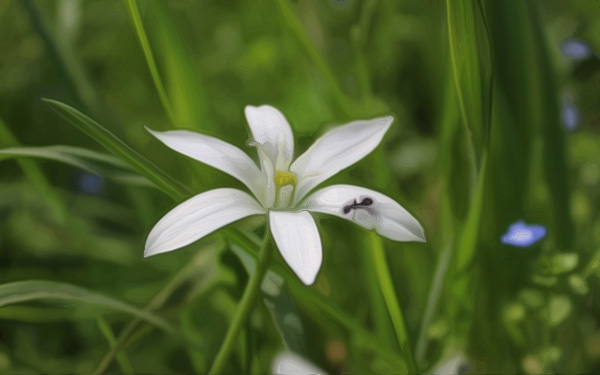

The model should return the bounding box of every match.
[0,280,174,334]
[445,0,492,169]
[20,0,100,114]
[96,317,135,374]
[225,227,406,368]
[0,145,153,188]
[91,243,225,375]
[484,0,573,247]
[274,0,351,117]
[124,0,176,124]
[42,99,189,199]
[147,1,209,130]
[0,117,68,223]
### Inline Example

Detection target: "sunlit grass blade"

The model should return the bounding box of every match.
[484,0,573,247]
[445,0,492,169]
[124,0,176,124]
[358,233,396,348]
[42,99,189,199]
[0,280,174,334]
[0,117,68,223]
[91,242,227,375]
[20,0,100,114]
[455,152,488,272]
[0,306,99,322]
[225,227,406,369]
[274,0,352,117]
[96,317,135,374]
[370,234,419,374]
[415,242,453,365]
[0,145,153,188]
[147,1,209,130]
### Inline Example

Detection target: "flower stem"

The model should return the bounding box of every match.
[371,234,419,374]
[209,227,272,374]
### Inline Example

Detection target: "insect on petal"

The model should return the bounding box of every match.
[300,184,425,243]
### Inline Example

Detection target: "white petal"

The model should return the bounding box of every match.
[252,141,276,208]
[429,355,468,375]
[145,188,264,257]
[146,128,265,204]
[245,105,295,171]
[300,185,425,242]
[290,116,393,203]
[270,211,322,285]
[272,352,326,375]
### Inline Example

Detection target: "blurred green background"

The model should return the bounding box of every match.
[1,0,600,373]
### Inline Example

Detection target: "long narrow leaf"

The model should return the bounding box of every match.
[0,145,153,188]
[0,280,174,334]
[42,99,189,199]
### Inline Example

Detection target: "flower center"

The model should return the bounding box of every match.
[274,171,297,208]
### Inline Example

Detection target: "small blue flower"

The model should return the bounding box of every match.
[560,39,592,59]
[561,96,579,132]
[77,173,103,194]
[501,220,547,247]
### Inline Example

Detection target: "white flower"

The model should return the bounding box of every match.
[145,105,425,285]
[271,351,326,375]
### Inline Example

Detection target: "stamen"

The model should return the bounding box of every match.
[275,171,297,189]
[274,171,297,208]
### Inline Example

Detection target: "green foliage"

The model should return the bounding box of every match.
[0,0,598,373]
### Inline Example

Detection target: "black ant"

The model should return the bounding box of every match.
[343,197,374,214]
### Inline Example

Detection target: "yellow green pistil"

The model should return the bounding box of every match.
[274,171,297,208]
[275,171,297,188]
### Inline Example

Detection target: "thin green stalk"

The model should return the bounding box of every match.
[91,244,223,375]
[274,0,351,116]
[20,0,100,114]
[124,0,176,124]
[209,228,273,374]
[96,317,135,374]
[351,0,379,102]
[359,233,396,348]
[0,118,68,223]
[371,234,419,374]
[415,242,453,365]
[445,0,470,138]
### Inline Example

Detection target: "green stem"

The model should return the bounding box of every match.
[91,244,224,375]
[124,0,176,124]
[20,0,100,115]
[371,234,419,374]
[274,0,351,117]
[415,242,453,364]
[209,228,273,374]
[96,316,135,374]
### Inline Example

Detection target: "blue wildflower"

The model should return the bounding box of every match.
[560,39,592,59]
[77,173,103,194]
[561,96,579,132]
[501,221,547,247]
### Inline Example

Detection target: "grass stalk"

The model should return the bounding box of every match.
[371,234,419,374]
[209,227,273,374]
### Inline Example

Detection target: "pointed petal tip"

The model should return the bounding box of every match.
[144,126,161,139]
[244,104,274,115]
[382,115,394,125]
[270,211,322,286]
[299,272,318,286]
[144,242,166,258]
